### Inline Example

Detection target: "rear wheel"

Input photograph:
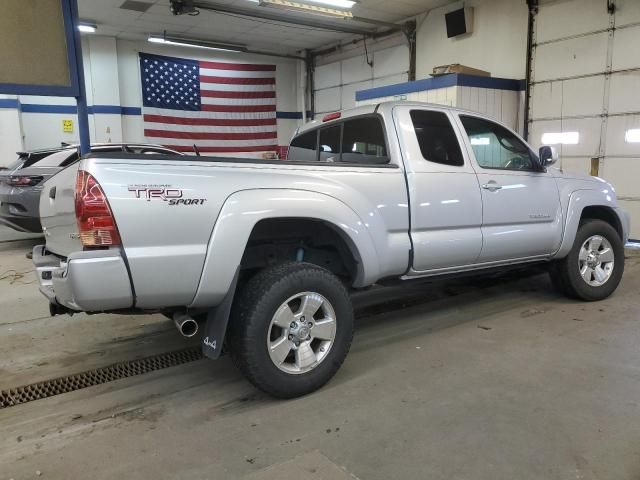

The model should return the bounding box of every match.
[228,262,353,398]
[550,219,624,301]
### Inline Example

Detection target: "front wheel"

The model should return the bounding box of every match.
[550,219,624,301]
[228,262,354,398]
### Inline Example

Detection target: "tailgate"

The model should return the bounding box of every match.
[39,164,82,257]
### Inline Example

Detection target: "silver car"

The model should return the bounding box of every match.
[0,143,183,233]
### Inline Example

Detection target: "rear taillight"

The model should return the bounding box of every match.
[7,175,43,187]
[75,170,121,247]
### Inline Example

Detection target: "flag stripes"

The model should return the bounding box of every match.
[140,52,278,156]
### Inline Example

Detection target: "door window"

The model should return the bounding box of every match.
[319,125,341,162]
[410,110,464,167]
[288,130,318,161]
[341,117,388,164]
[460,115,538,171]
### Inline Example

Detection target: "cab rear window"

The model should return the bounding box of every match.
[289,130,318,161]
[288,115,389,165]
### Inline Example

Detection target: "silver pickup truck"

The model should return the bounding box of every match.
[33,101,630,398]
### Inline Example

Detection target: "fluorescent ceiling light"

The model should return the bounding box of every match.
[78,23,97,33]
[302,0,356,8]
[625,128,640,143]
[541,131,579,145]
[251,0,356,7]
[259,0,354,18]
[148,35,247,53]
[470,137,490,145]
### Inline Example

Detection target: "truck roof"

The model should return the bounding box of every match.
[296,100,515,137]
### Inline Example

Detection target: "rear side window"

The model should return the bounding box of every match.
[288,130,317,161]
[288,115,389,165]
[341,117,388,164]
[319,125,341,162]
[410,110,464,167]
[126,146,176,155]
[36,150,77,167]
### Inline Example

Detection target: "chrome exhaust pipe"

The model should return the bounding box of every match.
[173,312,198,338]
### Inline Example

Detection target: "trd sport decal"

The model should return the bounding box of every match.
[128,185,207,206]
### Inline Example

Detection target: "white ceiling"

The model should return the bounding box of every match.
[78,0,456,53]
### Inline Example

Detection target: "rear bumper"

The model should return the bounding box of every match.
[33,245,134,312]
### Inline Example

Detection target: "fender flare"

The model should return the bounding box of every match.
[552,188,622,259]
[189,188,380,308]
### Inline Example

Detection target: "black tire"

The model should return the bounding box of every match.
[227,262,353,398]
[550,219,624,301]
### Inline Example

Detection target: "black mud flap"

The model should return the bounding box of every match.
[202,267,240,360]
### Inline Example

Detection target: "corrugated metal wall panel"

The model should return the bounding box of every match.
[313,42,409,114]
[528,0,640,238]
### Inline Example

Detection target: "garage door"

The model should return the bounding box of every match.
[314,39,409,116]
[528,0,640,239]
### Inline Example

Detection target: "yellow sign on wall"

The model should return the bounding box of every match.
[62,119,73,133]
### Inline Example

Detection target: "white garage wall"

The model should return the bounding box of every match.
[528,0,640,238]
[2,35,304,159]
[314,0,529,118]
[314,34,410,115]
[415,0,529,80]
[0,96,24,164]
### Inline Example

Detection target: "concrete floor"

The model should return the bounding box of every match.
[1,238,640,480]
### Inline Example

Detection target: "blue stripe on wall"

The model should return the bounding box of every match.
[88,105,125,115]
[276,111,303,119]
[6,103,301,118]
[456,74,526,91]
[276,111,313,119]
[355,74,526,102]
[0,99,21,109]
[121,106,142,115]
[21,104,78,114]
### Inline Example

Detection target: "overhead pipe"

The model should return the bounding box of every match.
[190,0,373,36]
[312,21,411,58]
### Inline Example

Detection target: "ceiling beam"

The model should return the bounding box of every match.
[190,1,378,36]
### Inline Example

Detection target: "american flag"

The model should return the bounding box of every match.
[139,52,278,155]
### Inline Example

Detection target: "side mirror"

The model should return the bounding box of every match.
[539,145,558,167]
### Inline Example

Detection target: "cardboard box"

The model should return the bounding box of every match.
[432,64,491,77]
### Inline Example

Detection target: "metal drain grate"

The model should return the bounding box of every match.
[0,347,204,409]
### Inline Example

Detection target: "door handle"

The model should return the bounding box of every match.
[49,187,57,199]
[481,183,502,192]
